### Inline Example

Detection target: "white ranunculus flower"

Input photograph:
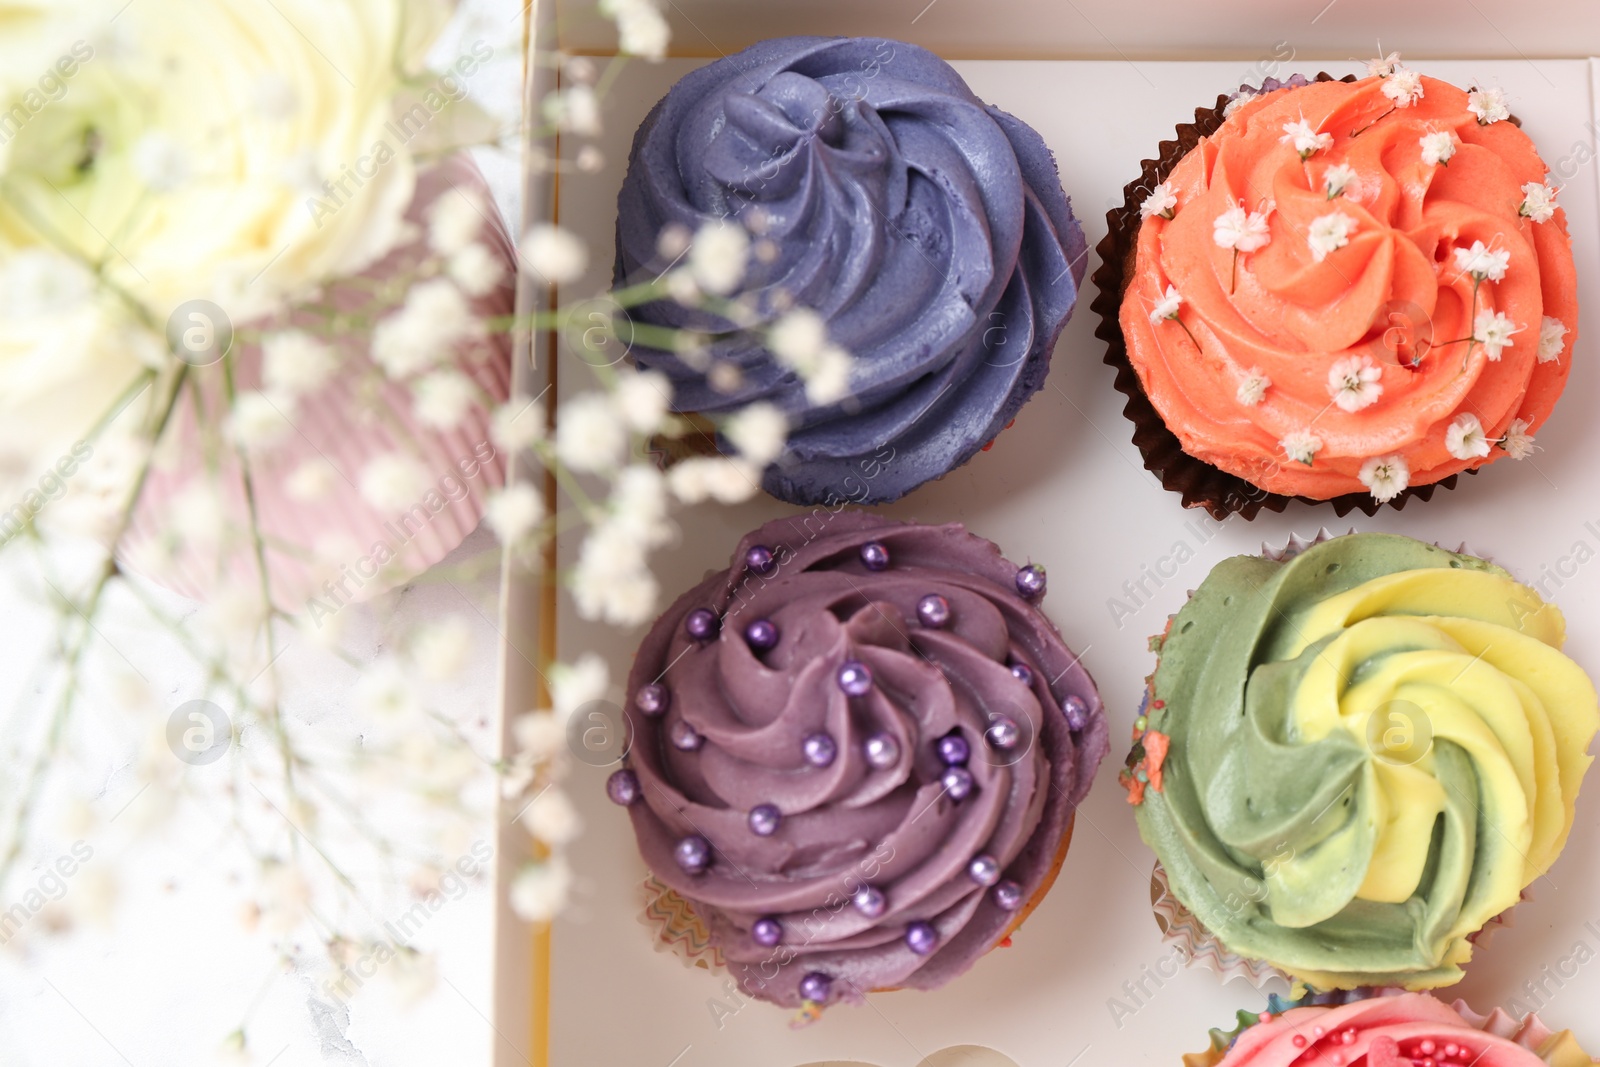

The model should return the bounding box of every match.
[0,0,453,500]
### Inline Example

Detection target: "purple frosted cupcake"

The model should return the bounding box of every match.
[608,513,1107,1009]
[615,37,1087,506]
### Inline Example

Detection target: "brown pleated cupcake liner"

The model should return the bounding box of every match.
[1088,72,1480,521]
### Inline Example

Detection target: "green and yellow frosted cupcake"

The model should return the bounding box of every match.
[1125,532,1599,990]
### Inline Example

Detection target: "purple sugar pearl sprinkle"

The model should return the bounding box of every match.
[1010,662,1034,686]
[635,683,669,716]
[985,716,1021,750]
[904,921,939,956]
[745,544,776,576]
[935,731,970,766]
[668,720,704,752]
[837,660,873,696]
[751,916,782,947]
[798,972,833,1004]
[748,803,781,836]
[916,594,951,628]
[675,834,712,874]
[992,880,1023,911]
[1062,694,1090,731]
[1015,564,1047,600]
[863,732,900,769]
[860,541,890,571]
[852,884,887,919]
[744,618,779,651]
[941,766,975,801]
[685,608,720,641]
[803,732,837,768]
[606,768,640,806]
[968,854,1001,887]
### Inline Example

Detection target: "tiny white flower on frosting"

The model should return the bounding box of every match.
[1381,65,1424,107]
[1141,181,1178,221]
[1149,285,1184,323]
[1359,453,1410,502]
[1281,117,1333,160]
[1520,181,1558,223]
[1445,413,1490,460]
[1213,204,1273,253]
[1328,354,1384,412]
[1368,51,1402,79]
[1467,85,1510,125]
[1237,368,1271,406]
[1419,131,1456,166]
[1453,240,1510,283]
[1474,310,1521,361]
[1537,316,1568,363]
[1281,430,1323,465]
[1322,163,1358,199]
[1307,212,1358,262]
[1499,418,1538,459]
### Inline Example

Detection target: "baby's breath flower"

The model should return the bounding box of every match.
[1444,413,1489,460]
[554,392,627,472]
[486,483,545,544]
[263,331,337,396]
[1359,453,1410,502]
[688,220,750,296]
[1537,317,1568,363]
[723,402,789,466]
[521,224,588,285]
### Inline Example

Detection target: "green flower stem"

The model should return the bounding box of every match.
[0,364,188,888]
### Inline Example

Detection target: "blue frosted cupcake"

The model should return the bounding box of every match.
[615,36,1086,506]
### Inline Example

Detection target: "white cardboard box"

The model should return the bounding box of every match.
[500,34,1600,1067]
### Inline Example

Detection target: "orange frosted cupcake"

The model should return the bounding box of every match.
[1092,59,1577,518]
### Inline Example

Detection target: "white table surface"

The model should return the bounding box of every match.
[0,3,527,1061]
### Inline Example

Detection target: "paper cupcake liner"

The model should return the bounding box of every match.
[1088,72,1478,521]
[1184,992,1595,1067]
[121,153,514,609]
[1144,530,1528,990]
[639,873,726,972]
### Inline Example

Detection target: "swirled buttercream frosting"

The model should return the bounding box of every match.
[1119,65,1578,503]
[1190,992,1596,1067]
[615,37,1087,506]
[1129,533,1598,990]
[615,513,1106,1007]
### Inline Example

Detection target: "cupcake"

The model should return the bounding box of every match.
[615,37,1087,506]
[609,513,1106,1009]
[1126,532,1599,990]
[1093,58,1578,518]
[1185,991,1596,1067]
